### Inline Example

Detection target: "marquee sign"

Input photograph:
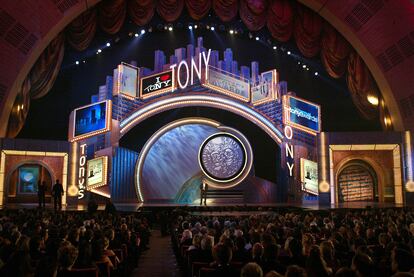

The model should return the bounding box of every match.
[86,156,108,190]
[300,158,318,195]
[70,100,112,142]
[204,66,250,102]
[114,63,139,99]
[283,95,320,134]
[78,143,87,199]
[139,70,174,99]
[251,69,278,106]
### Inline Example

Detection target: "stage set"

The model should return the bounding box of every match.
[1,37,413,211]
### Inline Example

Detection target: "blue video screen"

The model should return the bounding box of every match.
[288,97,320,132]
[19,166,39,193]
[74,102,107,137]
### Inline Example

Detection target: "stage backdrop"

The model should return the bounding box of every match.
[137,122,276,204]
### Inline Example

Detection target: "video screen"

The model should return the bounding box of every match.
[87,156,106,188]
[74,101,108,138]
[285,96,320,133]
[18,166,39,194]
[117,63,138,97]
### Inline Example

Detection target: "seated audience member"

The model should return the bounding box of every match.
[251,242,264,265]
[233,236,249,263]
[209,243,238,276]
[285,265,307,277]
[199,235,214,263]
[305,245,332,277]
[262,243,285,274]
[321,240,340,273]
[241,262,264,277]
[181,229,193,245]
[334,267,357,277]
[391,248,414,273]
[351,253,374,277]
[302,233,315,257]
[0,235,33,276]
[103,236,120,266]
[57,242,79,272]
[265,270,284,277]
[285,238,306,267]
[187,233,203,266]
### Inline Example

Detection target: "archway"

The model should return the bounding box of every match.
[6,161,53,204]
[337,159,378,203]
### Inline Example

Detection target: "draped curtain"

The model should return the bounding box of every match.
[7,0,382,137]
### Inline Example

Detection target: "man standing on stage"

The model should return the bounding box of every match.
[199,180,208,206]
[37,180,46,208]
[52,179,64,211]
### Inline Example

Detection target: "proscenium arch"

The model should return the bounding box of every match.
[120,94,284,144]
[0,0,407,137]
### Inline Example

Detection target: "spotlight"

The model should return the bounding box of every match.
[188,25,193,30]
[255,37,259,41]
[75,61,79,65]
[248,32,253,39]
[82,60,86,63]
[141,29,146,34]
[194,24,198,29]
[211,26,215,31]
[229,30,234,34]
[298,61,301,65]
[206,25,210,29]
[314,72,319,76]
[134,33,138,37]
[302,65,306,68]
[287,51,291,55]
[97,49,102,53]
[148,27,153,32]
[306,67,310,71]
[168,26,173,31]
[106,42,111,47]
[273,46,277,50]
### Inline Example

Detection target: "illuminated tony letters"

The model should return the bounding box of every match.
[170,49,211,90]
[284,126,294,177]
[78,143,87,199]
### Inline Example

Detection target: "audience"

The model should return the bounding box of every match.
[171,207,414,277]
[0,206,413,276]
[0,209,150,276]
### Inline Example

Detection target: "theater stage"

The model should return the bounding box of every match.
[0,201,407,213]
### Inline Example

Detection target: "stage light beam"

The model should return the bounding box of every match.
[188,25,192,30]
[141,29,146,34]
[106,42,110,47]
[134,33,138,37]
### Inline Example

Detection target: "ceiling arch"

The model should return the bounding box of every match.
[1,0,413,137]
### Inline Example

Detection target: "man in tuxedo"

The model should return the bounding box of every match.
[37,180,46,208]
[52,179,64,211]
[199,181,208,206]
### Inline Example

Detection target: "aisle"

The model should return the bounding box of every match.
[131,229,181,277]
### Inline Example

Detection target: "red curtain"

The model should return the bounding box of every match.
[213,0,238,22]
[157,0,184,22]
[186,0,211,20]
[321,23,351,79]
[267,0,293,42]
[347,52,379,120]
[66,9,97,51]
[98,0,126,35]
[294,5,322,58]
[6,78,31,138]
[29,33,65,100]
[240,0,268,31]
[128,0,155,26]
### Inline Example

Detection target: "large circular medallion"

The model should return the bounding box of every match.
[199,133,247,182]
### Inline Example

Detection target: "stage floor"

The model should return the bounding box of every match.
[0,201,408,212]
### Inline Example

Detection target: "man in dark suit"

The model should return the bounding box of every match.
[52,179,64,211]
[199,181,208,206]
[37,180,46,208]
